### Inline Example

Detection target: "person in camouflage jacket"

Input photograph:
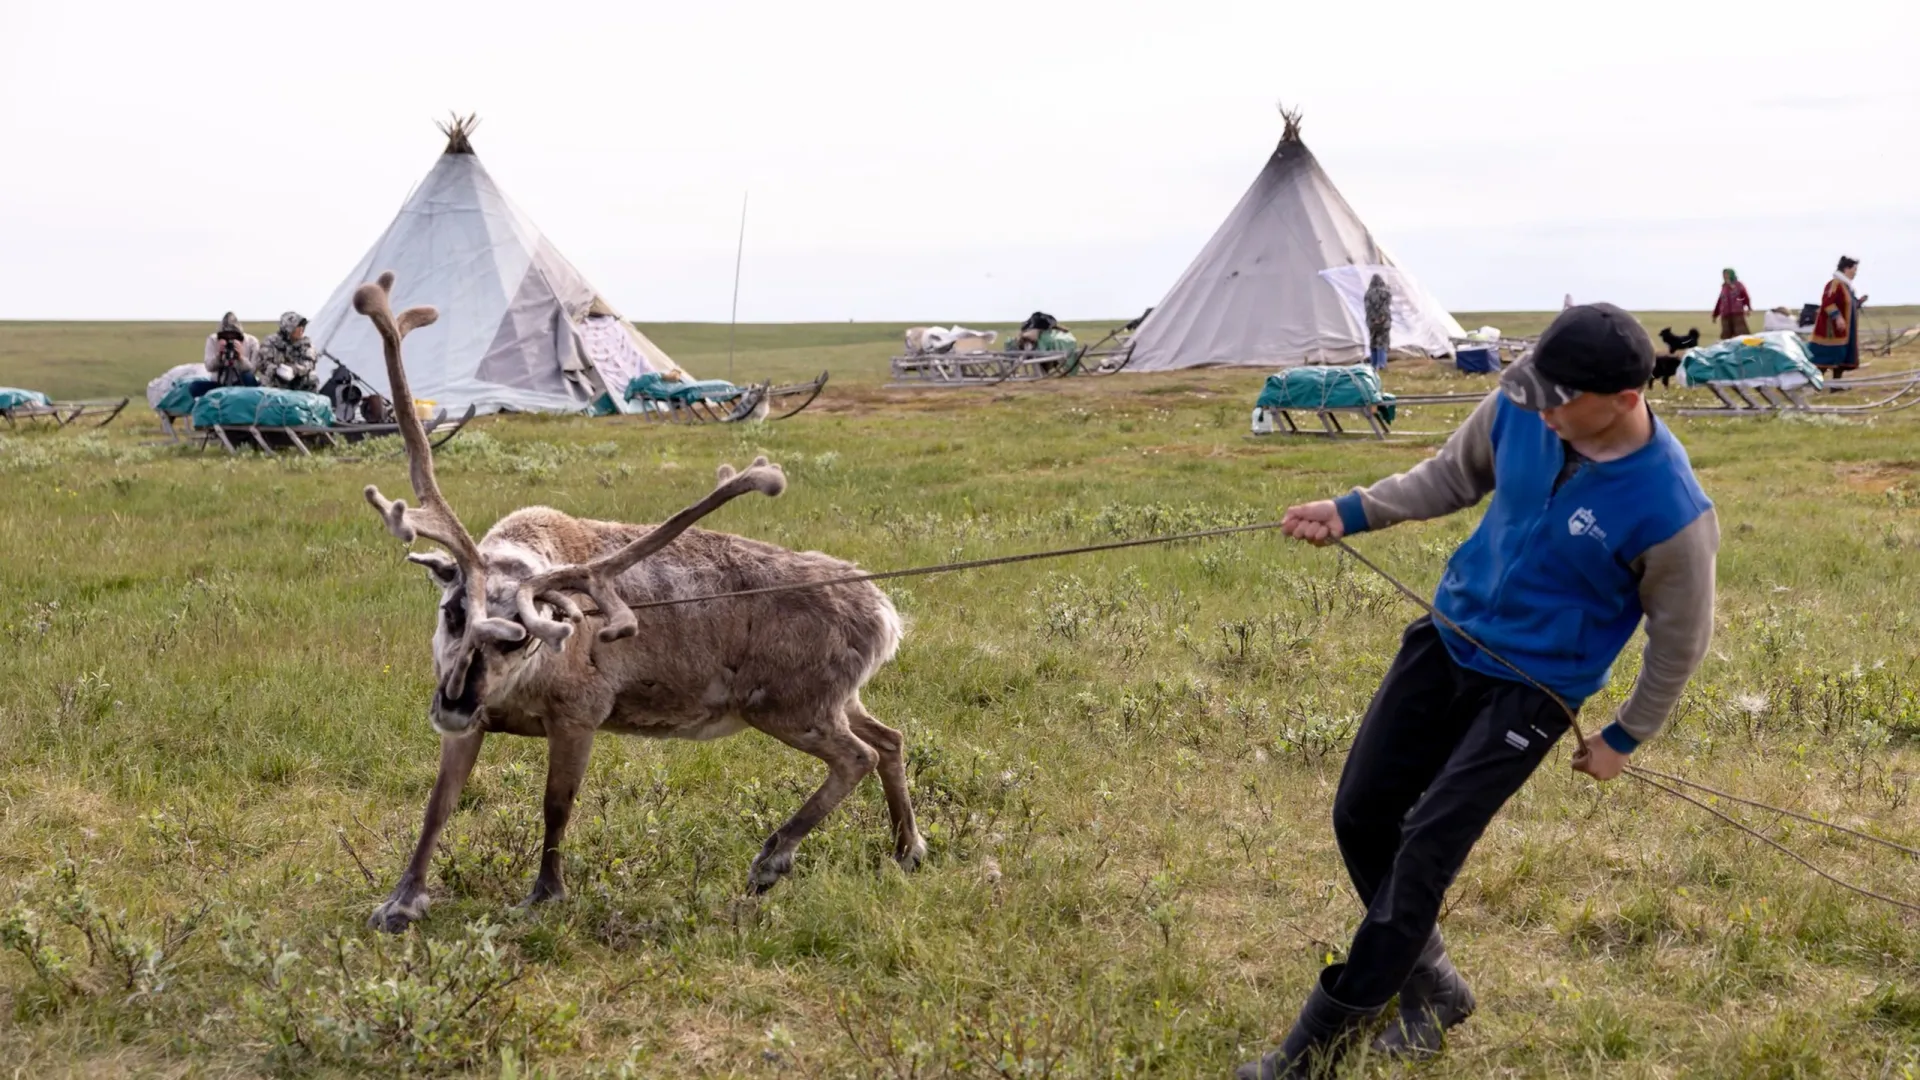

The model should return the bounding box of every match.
[1364,274,1393,370]
[256,311,320,392]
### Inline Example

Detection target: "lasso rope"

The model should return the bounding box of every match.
[622,518,1297,612]
[611,519,1918,913]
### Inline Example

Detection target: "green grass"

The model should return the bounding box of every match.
[1,322,1919,1077]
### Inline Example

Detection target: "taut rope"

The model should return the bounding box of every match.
[610,519,1918,913]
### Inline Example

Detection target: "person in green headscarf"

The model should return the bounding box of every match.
[1712,268,1752,340]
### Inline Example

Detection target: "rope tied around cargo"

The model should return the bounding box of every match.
[612,519,1919,914]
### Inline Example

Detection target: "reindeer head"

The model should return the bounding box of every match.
[354,272,786,734]
[397,546,546,733]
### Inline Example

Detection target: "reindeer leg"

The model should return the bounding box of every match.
[527,726,595,905]
[845,699,927,870]
[372,731,485,933]
[747,712,878,893]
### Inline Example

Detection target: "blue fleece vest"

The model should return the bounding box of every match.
[1362,399,1711,704]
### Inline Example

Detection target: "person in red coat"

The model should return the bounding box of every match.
[1811,256,1863,376]
[1712,268,1752,339]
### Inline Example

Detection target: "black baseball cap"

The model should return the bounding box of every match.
[1500,303,1655,410]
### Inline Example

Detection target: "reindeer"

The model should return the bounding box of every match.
[349,272,923,932]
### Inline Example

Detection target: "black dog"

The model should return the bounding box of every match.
[1648,327,1699,389]
[1658,326,1700,353]
[1649,352,1682,388]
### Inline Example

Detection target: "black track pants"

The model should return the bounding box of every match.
[1328,617,1573,1007]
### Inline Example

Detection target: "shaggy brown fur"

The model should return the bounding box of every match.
[352,273,919,933]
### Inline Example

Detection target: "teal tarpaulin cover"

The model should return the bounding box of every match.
[190,388,336,429]
[1681,331,1824,389]
[1256,366,1397,424]
[156,381,202,417]
[1036,329,1078,353]
[625,373,743,404]
[0,388,53,410]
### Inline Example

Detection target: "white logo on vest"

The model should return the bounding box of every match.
[1567,507,1608,542]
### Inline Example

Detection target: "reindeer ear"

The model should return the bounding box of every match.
[407,551,459,585]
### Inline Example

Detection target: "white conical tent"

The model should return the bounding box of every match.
[1126,116,1464,371]
[312,120,682,413]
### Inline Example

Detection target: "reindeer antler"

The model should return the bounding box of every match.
[512,457,787,646]
[357,271,524,643]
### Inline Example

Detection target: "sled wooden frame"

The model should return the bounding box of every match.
[887,339,1139,389]
[192,403,478,456]
[1071,326,1139,377]
[888,348,1079,387]
[1250,393,1469,442]
[1253,404,1397,440]
[2,397,129,430]
[1674,375,1920,417]
[618,371,829,424]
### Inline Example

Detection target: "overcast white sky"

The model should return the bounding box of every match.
[3,0,1916,323]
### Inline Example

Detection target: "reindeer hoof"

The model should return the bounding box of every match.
[523,879,566,907]
[896,835,928,873]
[747,850,794,895]
[370,892,429,933]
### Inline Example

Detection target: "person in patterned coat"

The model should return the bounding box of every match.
[1364,274,1393,370]
[256,311,321,392]
[1810,256,1863,378]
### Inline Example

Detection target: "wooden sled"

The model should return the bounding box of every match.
[1675,376,1920,417]
[2,397,130,429]
[618,371,829,424]
[1249,400,1460,442]
[194,404,478,455]
[887,349,1079,388]
[1251,404,1397,440]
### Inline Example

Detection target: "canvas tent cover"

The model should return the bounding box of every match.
[310,122,681,414]
[190,388,336,429]
[1682,332,1824,390]
[1126,116,1463,372]
[1255,365,1396,422]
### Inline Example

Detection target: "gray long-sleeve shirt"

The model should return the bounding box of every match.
[1347,393,1718,748]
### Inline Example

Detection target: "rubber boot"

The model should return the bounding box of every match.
[1236,964,1385,1080]
[1371,928,1476,1059]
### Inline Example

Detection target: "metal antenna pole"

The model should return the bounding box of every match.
[727,191,748,382]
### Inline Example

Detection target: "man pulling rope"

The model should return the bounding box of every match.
[1239,304,1720,1079]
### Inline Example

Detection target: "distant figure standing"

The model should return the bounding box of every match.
[1364,274,1393,370]
[1810,256,1863,378]
[1712,268,1752,340]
